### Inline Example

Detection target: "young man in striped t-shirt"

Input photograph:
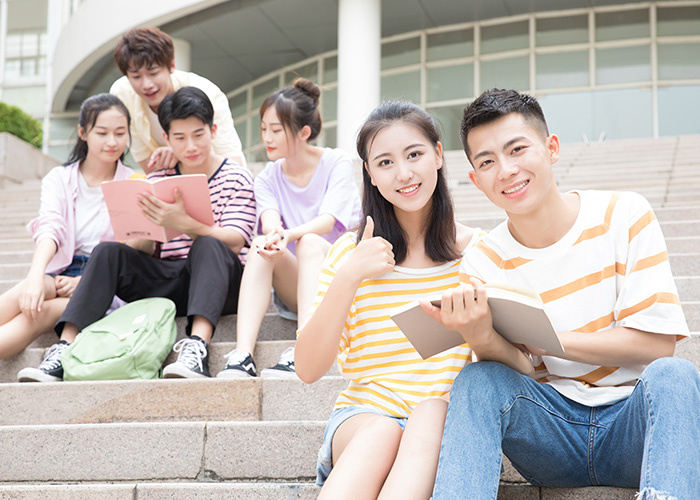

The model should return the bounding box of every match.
[23,87,255,382]
[429,89,700,499]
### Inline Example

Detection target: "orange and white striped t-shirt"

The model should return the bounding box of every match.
[304,231,480,418]
[460,190,688,406]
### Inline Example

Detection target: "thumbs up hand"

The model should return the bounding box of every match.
[347,216,395,281]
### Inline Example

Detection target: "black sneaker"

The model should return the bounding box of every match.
[162,336,210,378]
[216,349,257,379]
[18,341,70,382]
[261,346,297,379]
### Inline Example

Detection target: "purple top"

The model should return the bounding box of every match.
[254,148,362,255]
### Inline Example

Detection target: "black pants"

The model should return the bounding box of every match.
[56,236,243,337]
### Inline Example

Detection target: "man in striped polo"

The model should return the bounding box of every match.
[430,89,700,500]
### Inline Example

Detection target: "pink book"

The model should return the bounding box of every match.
[101,174,214,243]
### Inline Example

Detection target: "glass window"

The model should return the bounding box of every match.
[480,56,529,92]
[591,87,652,140]
[21,59,37,77]
[2,86,46,116]
[427,64,473,102]
[382,37,420,70]
[252,78,279,111]
[381,70,420,103]
[322,126,337,149]
[426,105,464,152]
[5,33,22,58]
[481,21,528,54]
[595,9,649,42]
[236,117,248,151]
[427,29,473,62]
[4,60,21,79]
[229,92,247,119]
[536,15,588,47]
[539,91,594,143]
[49,117,78,142]
[322,86,337,122]
[251,114,261,145]
[596,46,650,85]
[659,85,700,136]
[48,144,73,164]
[247,147,264,164]
[657,7,700,37]
[658,43,700,80]
[22,33,39,57]
[285,62,318,86]
[536,51,588,90]
[323,56,338,84]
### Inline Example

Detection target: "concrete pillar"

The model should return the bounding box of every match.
[337,0,380,158]
[172,37,191,72]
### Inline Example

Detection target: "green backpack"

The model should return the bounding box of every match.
[61,297,177,380]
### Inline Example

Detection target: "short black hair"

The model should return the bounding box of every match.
[157,86,214,135]
[461,89,549,158]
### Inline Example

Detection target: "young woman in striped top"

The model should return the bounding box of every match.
[296,101,480,499]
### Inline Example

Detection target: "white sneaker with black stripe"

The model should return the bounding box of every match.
[216,348,257,378]
[261,346,297,379]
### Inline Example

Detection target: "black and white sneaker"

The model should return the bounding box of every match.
[216,349,257,379]
[18,340,70,382]
[162,336,210,378]
[261,346,297,379]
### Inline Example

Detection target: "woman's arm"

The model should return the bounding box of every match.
[296,217,395,383]
[19,238,58,321]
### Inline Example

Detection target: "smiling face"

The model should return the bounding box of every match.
[164,116,217,172]
[466,112,559,217]
[126,61,175,111]
[79,106,129,167]
[365,121,443,221]
[260,107,290,161]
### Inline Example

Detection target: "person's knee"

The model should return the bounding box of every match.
[296,233,328,260]
[91,241,125,260]
[642,357,700,399]
[189,236,231,262]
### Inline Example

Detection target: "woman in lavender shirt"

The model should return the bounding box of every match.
[216,78,361,379]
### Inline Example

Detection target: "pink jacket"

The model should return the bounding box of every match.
[26,160,135,275]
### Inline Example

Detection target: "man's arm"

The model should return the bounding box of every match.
[535,327,676,366]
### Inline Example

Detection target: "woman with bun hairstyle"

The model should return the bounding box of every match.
[1,94,134,368]
[295,100,480,499]
[216,78,361,378]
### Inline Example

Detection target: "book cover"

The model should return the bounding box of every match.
[390,282,564,360]
[101,174,214,243]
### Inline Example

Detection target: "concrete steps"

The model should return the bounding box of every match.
[0,135,698,500]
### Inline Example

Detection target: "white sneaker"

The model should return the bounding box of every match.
[260,346,297,379]
[216,348,257,378]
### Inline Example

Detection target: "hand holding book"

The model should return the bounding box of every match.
[391,279,564,360]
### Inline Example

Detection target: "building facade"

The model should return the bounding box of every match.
[1,0,699,163]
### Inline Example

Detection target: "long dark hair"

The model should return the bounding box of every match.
[356,100,460,264]
[259,78,322,141]
[65,93,130,166]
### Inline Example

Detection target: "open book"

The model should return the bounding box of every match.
[101,174,214,243]
[390,282,564,360]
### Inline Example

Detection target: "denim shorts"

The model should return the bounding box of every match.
[316,405,407,487]
[48,255,89,278]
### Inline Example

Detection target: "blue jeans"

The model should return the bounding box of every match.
[433,358,700,499]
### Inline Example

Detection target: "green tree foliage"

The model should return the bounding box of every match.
[0,101,43,149]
